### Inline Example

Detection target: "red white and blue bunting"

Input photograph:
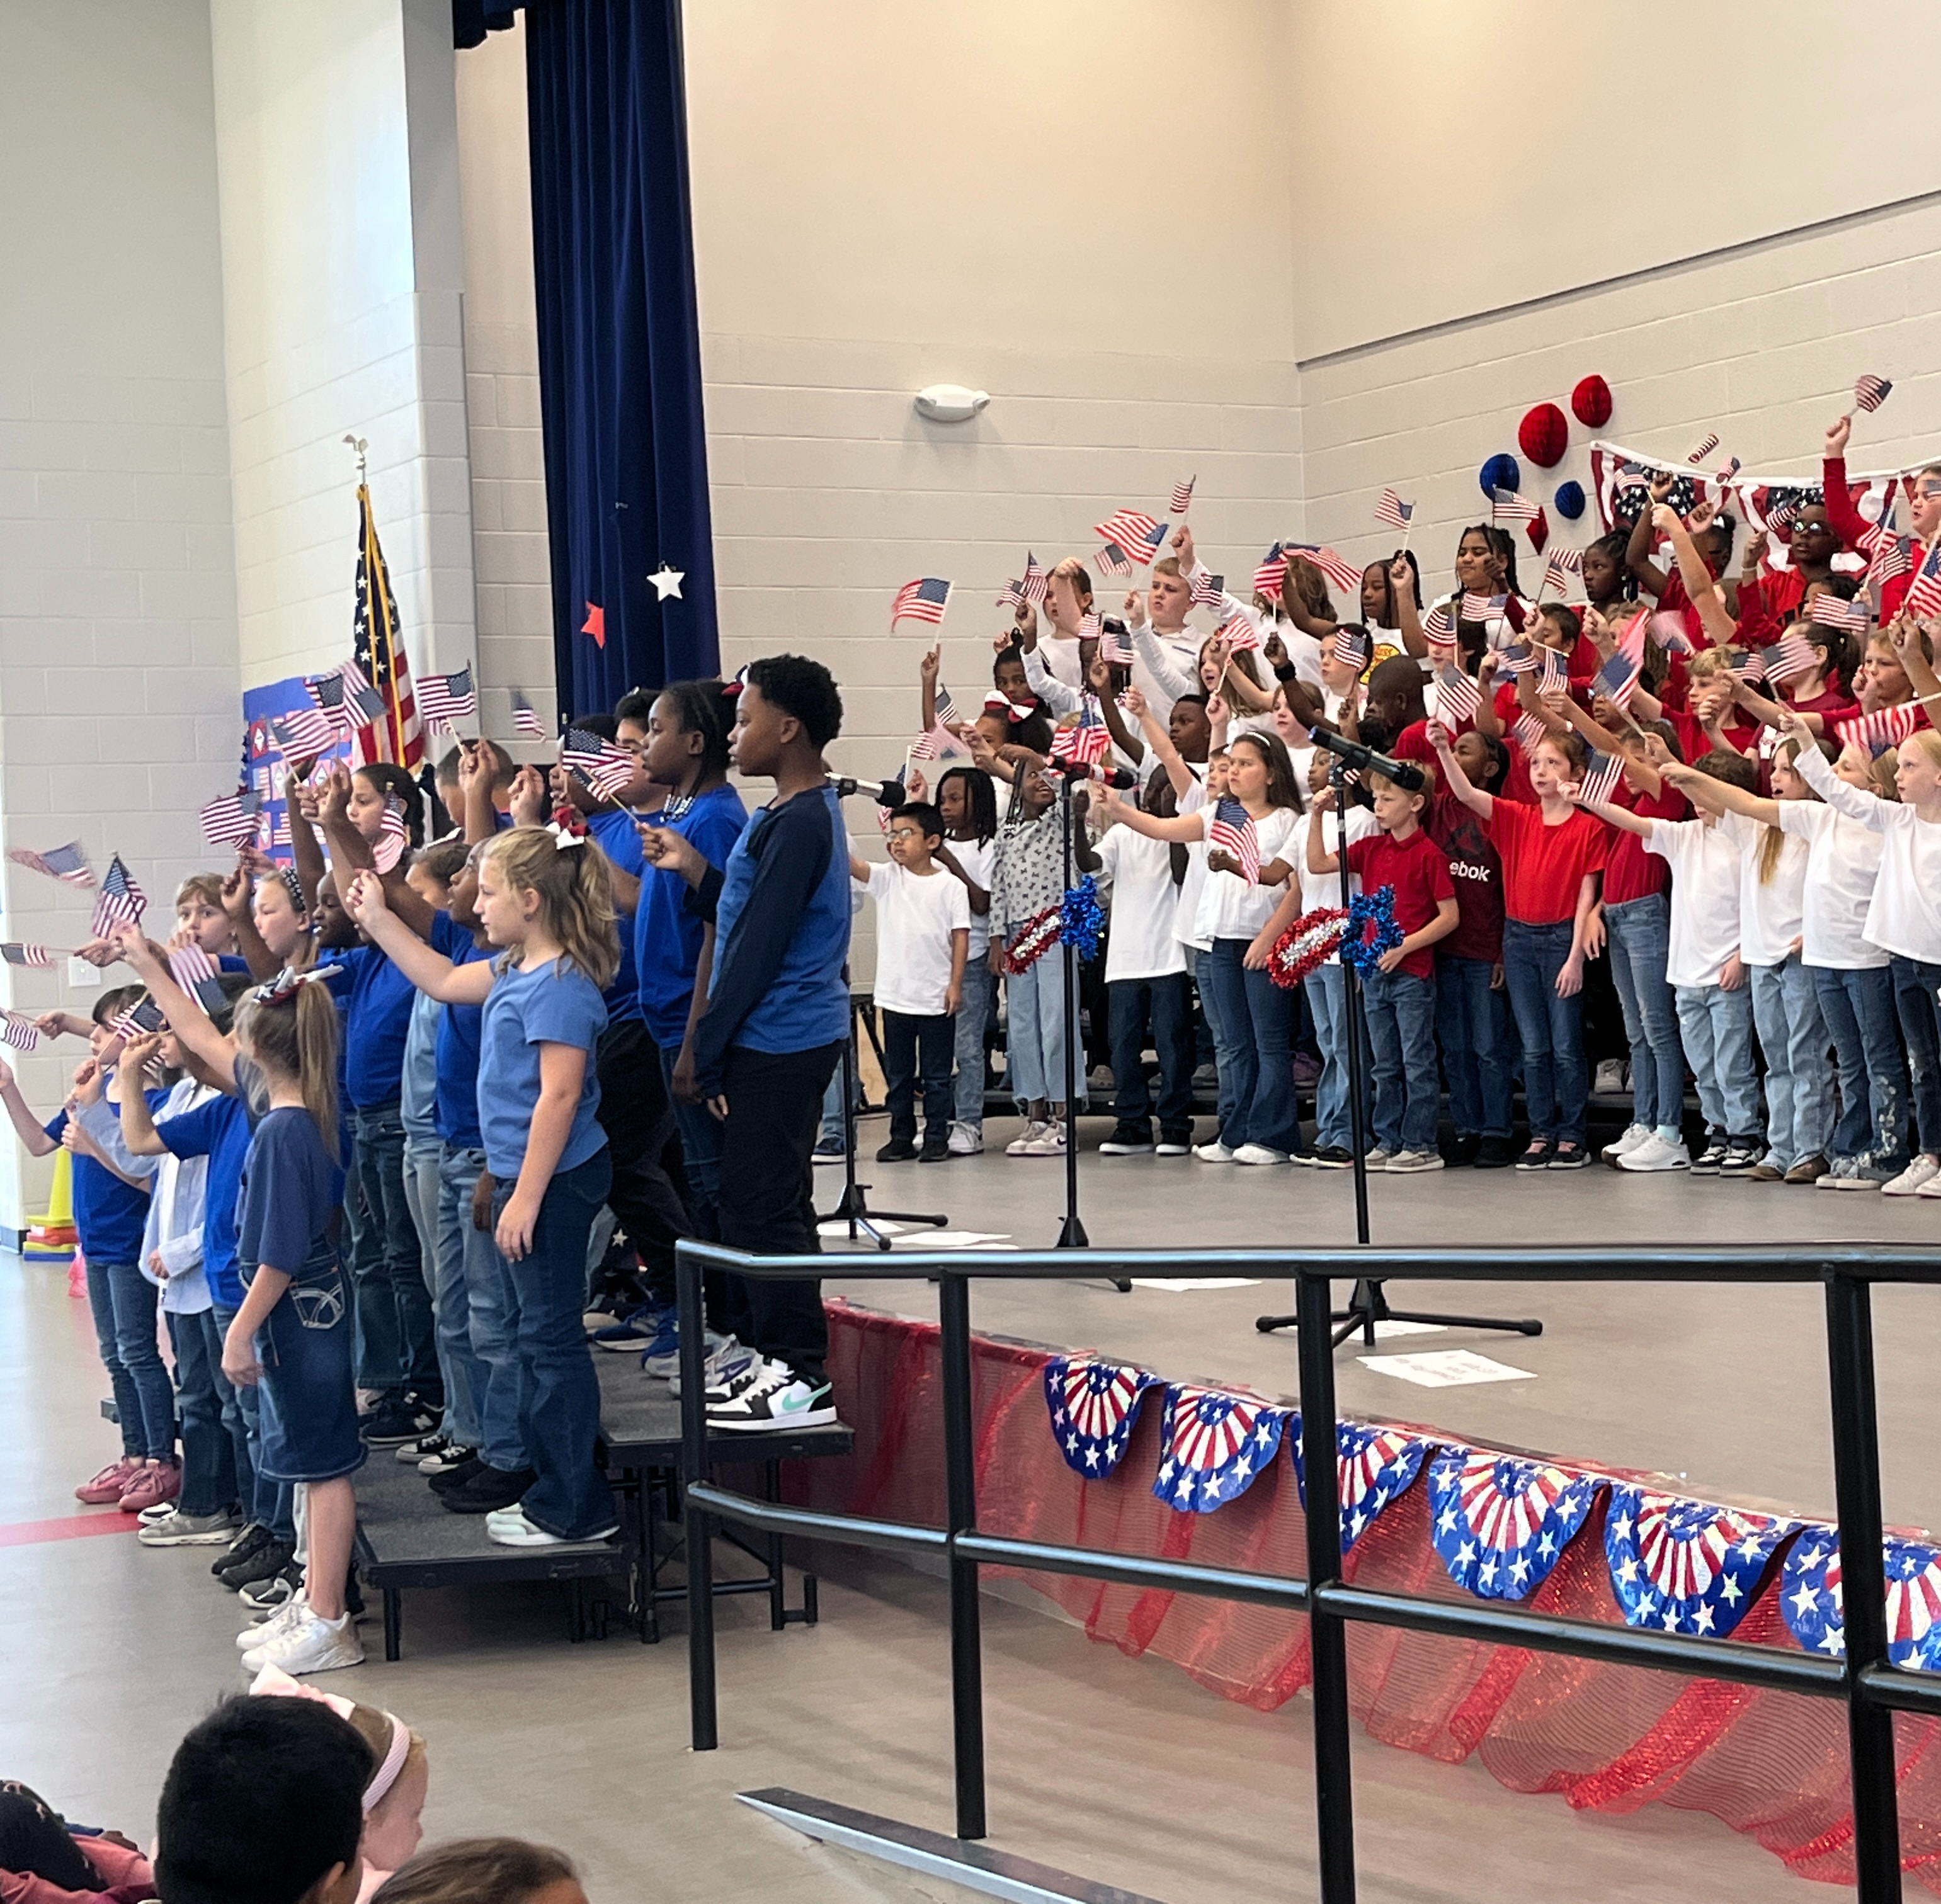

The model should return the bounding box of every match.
[1782,1532,1941,1668]
[1604,1487,1796,1639]
[1426,1449,1600,1600]
[1290,1420,1434,1553]
[1153,1384,1289,1514]
[1043,1356,1160,1480]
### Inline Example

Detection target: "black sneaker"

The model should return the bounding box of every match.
[363,1400,438,1446]
[1474,1136,1517,1168]
[397,1431,449,1465]
[1097,1126,1156,1156]
[418,1441,476,1476]
[213,1522,272,1577]
[1690,1140,1728,1176]
[874,1137,919,1163]
[238,1558,302,1612]
[1719,1142,1763,1177]
[439,1463,537,1514]
[217,1535,294,1592]
[1309,1145,1354,1170]
[1515,1139,1554,1171]
[1447,1134,1481,1168]
[1547,1141,1591,1169]
[918,1137,952,1163]
[429,1454,486,1495]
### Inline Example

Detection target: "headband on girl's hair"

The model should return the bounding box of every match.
[722,663,751,697]
[248,1664,411,1811]
[545,821,586,850]
[277,866,310,917]
[983,691,1035,723]
[251,963,343,1006]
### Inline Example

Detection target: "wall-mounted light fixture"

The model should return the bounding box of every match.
[914,383,989,423]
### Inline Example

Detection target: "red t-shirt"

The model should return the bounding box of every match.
[1346,825,1456,980]
[1734,570,1807,651]
[1602,780,1687,906]
[1484,798,1607,927]
[1656,565,1717,651]
[1823,455,1913,621]
[1425,788,1504,963]
[1666,707,1762,766]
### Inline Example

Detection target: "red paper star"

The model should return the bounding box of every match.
[582,601,605,647]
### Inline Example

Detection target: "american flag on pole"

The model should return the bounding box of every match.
[1728,647,1767,686]
[891,577,952,628]
[1854,374,1893,415]
[1,943,54,968]
[1535,645,1568,694]
[199,788,260,850]
[1577,749,1625,807]
[1836,703,1920,756]
[1375,487,1414,533]
[1287,545,1365,595]
[7,841,94,888]
[372,801,409,875]
[1462,591,1508,623]
[1905,543,1941,620]
[1020,552,1047,605]
[1511,710,1550,754]
[167,942,229,1014]
[1860,524,1913,583]
[1093,543,1137,579]
[1687,432,1721,465]
[1810,592,1868,633]
[908,730,940,762]
[1537,549,1583,598]
[310,664,385,732]
[1215,613,1260,654]
[1433,663,1481,725]
[1099,620,1135,667]
[561,728,635,800]
[1500,642,1541,676]
[89,855,146,939]
[1763,630,1823,683]
[1049,698,1112,768]
[511,689,546,739]
[1189,569,1225,609]
[1207,797,1260,884]
[416,665,477,730]
[1492,488,1540,526]
[270,703,339,761]
[1170,476,1196,516]
[1331,627,1370,671]
[0,1012,40,1053]
[934,683,960,727]
[1591,648,1642,708]
[1093,509,1161,555]
[351,484,423,769]
[1251,543,1288,598]
[1422,604,1455,643]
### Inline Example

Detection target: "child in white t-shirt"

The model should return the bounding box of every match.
[851,802,970,1162]
[1580,750,1764,1173]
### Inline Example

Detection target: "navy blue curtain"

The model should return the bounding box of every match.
[520,0,719,717]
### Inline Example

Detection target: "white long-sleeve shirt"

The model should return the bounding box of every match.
[1796,746,1941,963]
[79,1079,213,1314]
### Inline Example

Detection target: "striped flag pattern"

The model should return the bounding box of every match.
[1215,613,1261,654]
[1331,628,1370,671]
[1020,552,1048,605]
[1093,543,1137,579]
[934,683,960,727]
[0,1012,41,1053]
[1687,433,1721,464]
[1207,797,1260,883]
[350,484,423,769]
[1099,621,1135,667]
[1433,663,1481,725]
[1499,642,1542,676]
[200,790,259,849]
[561,728,635,800]
[1577,749,1625,807]
[1049,700,1112,768]
[8,842,94,887]
[1189,569,1225,609]
[1287,545,1365,594]
[89,856,146,939]
[908,730,940,762]
[271,704,340,759]
[1422,604,1455,642]
[1170,477,1196,516]
[416,666,477,730]
[1728,648,1767,686]
[1461,591,1508,623]
[1094,509,1161,554]
[1854,374,1893,415]
[1835,704,1919,756]
[1511,711,1550,754]
[1861,526,1913,584]
[372,802,410,875]
[1,944,54,968]
[1251,545,1288,598]
[1906,543,1941,620]
[1492,488,1539,525]
[1375,487,1414,532]
[1763,631,1823,683]
[1810,592,1868,633]
[891,577,952,627]
[1591,649,1642,708]
[512,689,546,739]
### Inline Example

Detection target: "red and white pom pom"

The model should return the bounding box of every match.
[1266,907,1348,991]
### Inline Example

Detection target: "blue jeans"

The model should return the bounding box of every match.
[954,960,995,1128]
[496,1148,616,1540]
[440,1145,524,1473]
[1814,965,1908,1167]
[423,1146,489,1450]
[1192,943,1239,1140]
[350,1099,438,1399]
[1004,944,1083,1108]
[1891,956,1941,1156]
[1108,972,1194,1140]
[1605,893,1684,1134]
[1750,955,1833,1171]
[1362,966,1439,1152]
[1501,919,1586,1145]
[213,1302,290,1539]
[1675,982,1760,1140]
[661,1046,724,1241]
[1434,953,1513,1140]
[85,1259,174,1461]
[1203,939,1297,1152]
[1304,964,1367,1151]
[166,1309,236,1516]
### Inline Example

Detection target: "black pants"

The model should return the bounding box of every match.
[1108,973,1195,1140]
[883,1008,954,1146]
[718,1040,843,1380]
[595,1017,691,1300]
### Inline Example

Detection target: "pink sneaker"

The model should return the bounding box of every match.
[76,1457,142,1505]
[115,1463,181,1515]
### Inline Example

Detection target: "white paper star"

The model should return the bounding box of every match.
[649,564,685,600]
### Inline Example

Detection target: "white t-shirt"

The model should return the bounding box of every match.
[1035,631,1088,694]
[1193,804,1300,943]
[1718,808,1806,968]
[941,836,996,950]
[1777,799,1888,970]
[1645,817,1743,988]
[1795,747,1941,963]
[1095,825,1188,981]
[1176,771,1212,951]
[1295,805,1380,964]
[858,859,972,1016]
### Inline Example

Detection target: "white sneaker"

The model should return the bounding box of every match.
[237,1592,309,1648]
[1005,1120,1049,1156]
[668,1335,760,1400]
[1882,1156,1941,1198]
[707,1359,840,1432]
[1602,1123,1650,1165]
[1617,1132,1691,1172]
[1363,1148,1394,1169]
[1920,1171,1941,1199]
[242,1609,363,1677]
[1232,1143,1289,1165]
[946,1121,983,1156]
[1193,1140,1236,1162]
[1386,1150,1445,1173]
[1018,1120,1066,1157]
[486,1504,618,1547]
[1154,1138,1192,1157]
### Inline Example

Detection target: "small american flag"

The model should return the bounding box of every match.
[1714,457,1743,489]
[1099,620,1135,667]
[168,942,229,1014]
[1500,642,1541,676]
[1906,543,1941,620]
[1094,543,1137,578]
[1854,374,1893,415]
[909,730,940,762]
[1375,487,1414,532]
[1078,611,1102,643]
[1835,704,1919,756]
[1728,648,1767,686]
[891,577,952,627]
[996,575,1026,608]
[1331,627,1370,671]
[1536,645,1568,694]
[1433,663,1481,725]
[0,1012,40,1053]
[1287,545,1365,594]
[310,664,385,730]
[1094,509,1161,555]
[1591,649,1641,708]
[1577,749,1625,807]
[372,801,409,875]
[271,705,340,760]
[1461,591,1508,623]
[1251,543,1288,599]
[1049,700,1112,768]
[1511,710,1550,753]
[1207,796,1260,884]
[1810,592,1868,633]
[1215,613,1260,654]
[1872,535,1913,585]
[512,689,546,739]
[1539,549,1583,598]
[300,670,355,736]
[561,728,635,800]
[1422,604,1455,642]
[1649,613,1695,656]
[416,665,477,730]
[89,855,147,939]
[1687,432,1721,465]
[8,841,94,888]
[1170,476,1196,516]
[1763,631,1823,683]
[1,943,53,968]
[1767,502,1801,536]
[1492,487,1539,525]
[934,683,960,727]
[199,788,259,849]
[1020,552,1048,605]
[1189,569,1225,609]
[1614,460,1651,491]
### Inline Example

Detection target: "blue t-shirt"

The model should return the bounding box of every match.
[477,956,608,1182]
[633,786,748,1048]
[46,1106,149,1266]
[217,954,250,973]
[586,809,644,1026]
[431,913,491,1152]
[338,943,418,1108]
[236,1106,339,1281]
[160,1092,253,1310]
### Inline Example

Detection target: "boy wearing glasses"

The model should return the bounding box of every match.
[850,802,970,1162]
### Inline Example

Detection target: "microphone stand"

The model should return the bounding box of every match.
[1255,756,1539,1349]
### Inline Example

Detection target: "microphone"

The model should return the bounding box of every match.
[1052,759,1139,790]
[829,774,906,807]
[1307,724,1426,793]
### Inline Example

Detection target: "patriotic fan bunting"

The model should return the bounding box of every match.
[1290,1420,1433,1552]
[1043,1356,1161,1479]
[1603,1487,1797,1638]
[1154,1385,1289,1514]
[1782,1533,1941,1667]
[1426,1448,1600,1600]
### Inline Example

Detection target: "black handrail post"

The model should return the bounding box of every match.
[678,1247,718,1751]
[1825,1271,1903,1903]
[1296,1269,1357,1903]
[938,1271,989,1839]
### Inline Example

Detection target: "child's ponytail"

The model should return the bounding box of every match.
[234,980,341,1159]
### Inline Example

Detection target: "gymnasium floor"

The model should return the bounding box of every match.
[4,1128,1932,1902]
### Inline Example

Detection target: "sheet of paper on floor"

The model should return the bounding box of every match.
[892,1231,1018,1249]
[1356,1349,1537,1388]
[1130,1277,1263,1291]
[1372,1319,1445,1339]
[819,1217,911,1238]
